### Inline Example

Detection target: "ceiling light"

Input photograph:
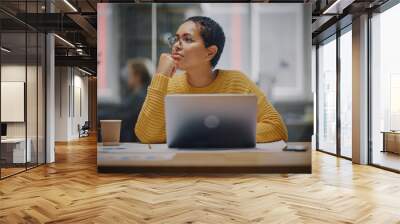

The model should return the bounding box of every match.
[63,0,78,12]
[322,0,355,15]
[1,47,11,53]
[78,67,93,76]
[54,34,75,48]
[322,0,343,14]
[76,48,85,55]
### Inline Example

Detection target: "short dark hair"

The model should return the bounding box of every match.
[184,16,225,68]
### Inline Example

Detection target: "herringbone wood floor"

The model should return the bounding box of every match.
[1,135,400,224]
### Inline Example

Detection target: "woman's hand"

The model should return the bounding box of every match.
[156,53,176,77]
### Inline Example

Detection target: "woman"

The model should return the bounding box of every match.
[135,16,288,143]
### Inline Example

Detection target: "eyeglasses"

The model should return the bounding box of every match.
[167,35,195,48]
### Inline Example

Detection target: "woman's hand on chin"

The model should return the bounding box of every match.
[156,53,177,78]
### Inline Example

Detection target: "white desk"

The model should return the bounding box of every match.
[97,141,311,173]
[1,138,31,163]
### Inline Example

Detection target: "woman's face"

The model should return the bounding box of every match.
[171,21,216,70]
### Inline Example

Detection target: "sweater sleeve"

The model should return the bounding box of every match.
[248,81,288,143]
[134,74,169,143]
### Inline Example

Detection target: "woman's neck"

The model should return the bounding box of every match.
[186,66,217,88]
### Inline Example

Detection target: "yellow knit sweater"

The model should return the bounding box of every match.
[135,69,288,144]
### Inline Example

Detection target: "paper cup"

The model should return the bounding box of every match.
[100,120,121,146]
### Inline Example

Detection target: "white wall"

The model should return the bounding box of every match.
[55,67,89,141]
[55,67,69,141]
[72,73,89,138]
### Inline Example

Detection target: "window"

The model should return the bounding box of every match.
[316,24,353,159]
[317,36,337,154]
[370,2,400,171]
[339,28,352,158]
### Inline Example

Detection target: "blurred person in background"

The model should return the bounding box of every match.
[99,58,151,142]
[120,58,151,141]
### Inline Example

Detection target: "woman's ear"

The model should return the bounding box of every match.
[206,45,218,61]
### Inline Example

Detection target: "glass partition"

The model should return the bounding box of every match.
[1,31,28,177]
[38,32,46,165]
[0,1,46,179]
[27,31,38,169]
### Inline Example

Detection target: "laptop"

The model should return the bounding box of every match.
[165,94,257,148]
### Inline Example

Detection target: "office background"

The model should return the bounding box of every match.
[2,1,399,176]
[0,0,46,178]
[314,1,400,171]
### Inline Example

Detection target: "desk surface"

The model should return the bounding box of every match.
[97,141,311,173]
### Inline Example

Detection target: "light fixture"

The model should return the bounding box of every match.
[63,0,78,12]
[54,34,75,48]
[76,48,86,55]
[322,0,340,14]
[322,0,355,15]
[1,47,11,53]
[78,67,93,76]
